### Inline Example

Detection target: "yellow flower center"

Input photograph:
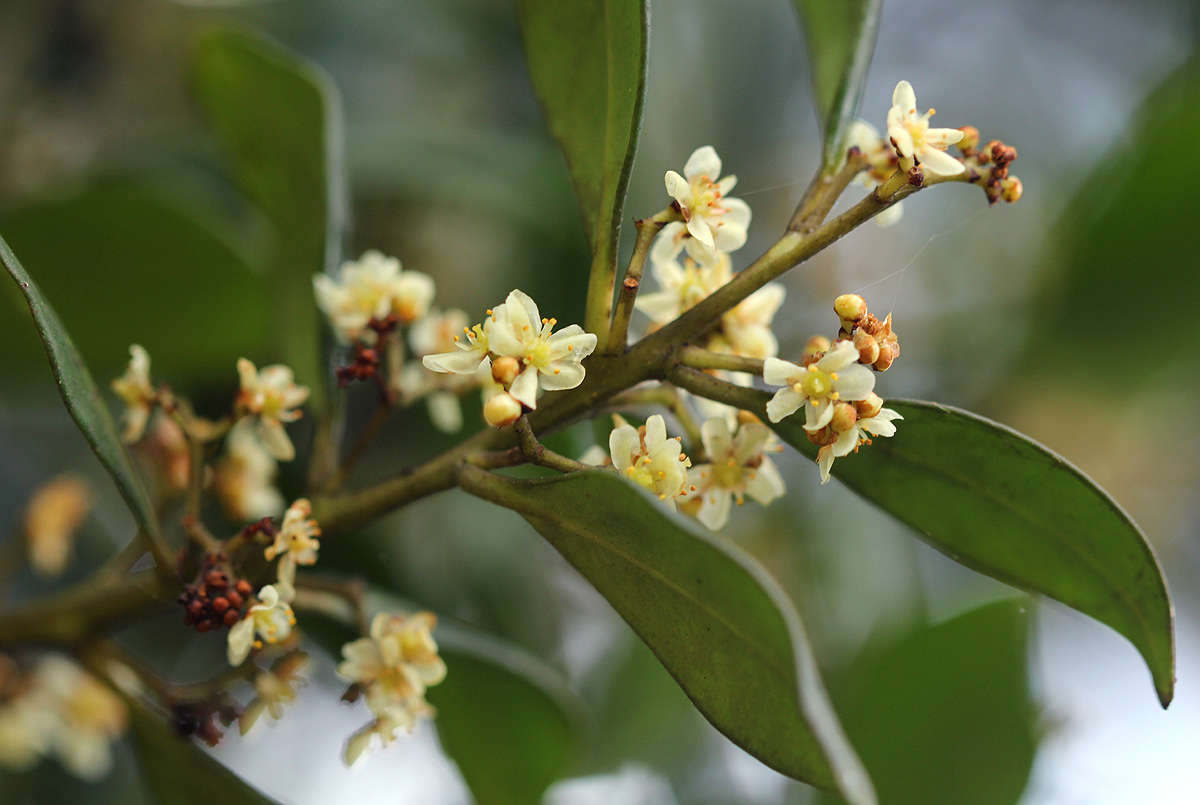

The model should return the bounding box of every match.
[525,340,553,369]
[796,365,837,402]
[689,176,723,214]
[712,459,743,490]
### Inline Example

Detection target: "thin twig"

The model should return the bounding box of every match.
[676,345,764,375]
[606,207,681,355]
[514,416,589,474]
[324,403,394,493]
[787,151,868,234]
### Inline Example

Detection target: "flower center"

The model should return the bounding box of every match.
[689,176,723,214]
[712,459,743,490]
[796,366,836,402]
[525,340,553,369]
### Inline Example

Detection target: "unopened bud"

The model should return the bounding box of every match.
[830,402,858,433]
[855,393,883,419]
[736,410,762,427]
[853,329,880,365]
[833,294,868,329]
[805,426,837,447]
[483,393,523,428]
[873,343,897,372]
[957,125,980,153]
[802,335,832,359]
[1000,176,1023,203]
[490,356,521,387]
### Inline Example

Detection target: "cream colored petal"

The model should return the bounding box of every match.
[816,339,860,371]
[831,426,860,458]
[804,400,834,432]
[712,220,747,253]
[874,202,904,228]
[686,216,715,249]
[846,119,880,152]
[923,126,965,148]
[716,174,737,195]
[888,123,915,158]
[744,456,785,504]
[257,419,296,462]
[227,618,255,666]
[609,425,640,472]
[892,80,916,113]
[832,364,876,401]
[720,197,751,230]
[548,326,597,361]
[509,366,539,409]
[733,423,771,464]
[664,170,690,203]
[696,489,732,531]
[236,358,257,390]
[426,392,463,434]
[422,349,486,375]
[683,145,721,180]
[765,387,804,423]
[817,445,835,484]
[539,360,585,391]
[644,414,668,449]
[916,144,964,177]
[122,405,150,444]
[763,357,802,387]
[700,417,733,460]
[635,292,681,323]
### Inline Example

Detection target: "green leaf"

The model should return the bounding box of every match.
[792,0,882,170]
[299,587,580,805]
[193,28,349,409]
[1,234,162,544]
[769,397,1175,706]
[820,600,1038,805]
[518,0,648,333]
[0,179,269,386]
[460,466,876,804]
[128,702,276,804]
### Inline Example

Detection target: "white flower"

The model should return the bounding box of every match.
[0,687,51,773]
[607,415,691,508]
[338,611,446,763]
[721,282,785,360]
[484,290,597,409]
[214,419,284,522]
[664,146,752,251]
[31,656,127,781]
[816,406,903,484]
[313,250,435,343]
[227,585,296,666]
[239,653,308,735]
[421,321,490,376]
[264,498,320,589]
[111,344,155,443]
[763,341,876,427]
[636,222,731,325]
[235,359,310,461]
[886,80,964,177]
[409,307,470,357]
[685,418,785,531]
[846,120,904,227]
[23,475,91,578]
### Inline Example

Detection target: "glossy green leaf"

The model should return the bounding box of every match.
[768,397,1174,706]
[820,600,1038,805]
[460,466,876,804]
[128,703,276,804]
[193,28,348,408]
[1,234,162,544]
[299,587,579,805]
[519,0,648,331]
[792,0,882,170]
[0,180,268,385]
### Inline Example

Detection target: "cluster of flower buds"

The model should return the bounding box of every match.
[171,701,235,748]
[956,130,1022,204]
[423,289,598,428]
[178,553,256,633]
[834,293,900,372]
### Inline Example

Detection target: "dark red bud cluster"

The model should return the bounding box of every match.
[172,703,236,747]
[337,343,381,387]
[973,139,1019,205]
[178,553,254,632]
[241,516,278,540]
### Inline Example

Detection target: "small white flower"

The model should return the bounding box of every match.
[264,498,321,590]
[636,222,731,326]
[409,307,470,357]
[886,80,964,177]
[313,250,435,343]
[0,683,52,773]
[846,120,904,227]
[721,282,785,360]
[239,653,308,735]
[235,359,310,461]
[763,341,876,427]
[31,656,127,781]
[227,585,296,666]
[484,290,597,409]
[685,418,785,531]
[664,146,752,251]
[23,475,91,578]
[111,344,155,443]
[816,407,903,484]
[607,415,691,508]
[338,611,446,763]
[214,419,284,522]
[421,321,490,376]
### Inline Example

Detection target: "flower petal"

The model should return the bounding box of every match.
[257,419,296,461]
[712,220,748,253]
[745,457,785,504]
[700,417,733,460]
[763,357,801,387]
[832,363,876,401]
[804,399,834,431]
[892,80,916,113]
[422,349,486,375]
[816,340,859,371]
[683,145,721,180]
[509,366,539,409]
[696,489,732,531]
[916,145,964,177]
[539,360,585,391]
[765,387,803,422]
[664,170,690,203]
[686,216,715,249]
[644,414,667,448]
[609,425,639,472]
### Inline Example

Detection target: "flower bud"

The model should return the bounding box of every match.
[834,294,868,329]
[957,125,980,154]
[805,426,837,447]
[483,392,523,428]
[490,356,521,387]
[1001,176,1023,203]
[855,392,884,419]
[873,343,897,372]
[830,402,858,433]
[736,410,763,427]
[853,329,880,365]
[802,335,832,361]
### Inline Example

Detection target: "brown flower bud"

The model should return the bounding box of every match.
[806,426,837,447]
[874,343,898,372]
[853,329,880,365]
[830,402,858,433]
[957,125,980,154]
[490,356,521,387]
[483,392,523,428]
[855,393,884,419]
[833,294,868,329]
[736,410,763,427]
[802,335,832,361]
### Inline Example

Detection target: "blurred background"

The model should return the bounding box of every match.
[2,0,1199,802]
